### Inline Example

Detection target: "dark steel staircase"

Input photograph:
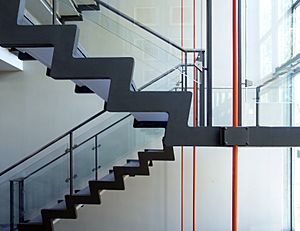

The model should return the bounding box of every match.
[2,0,299,230]
[0,1,180,230]
[17,146,174,231]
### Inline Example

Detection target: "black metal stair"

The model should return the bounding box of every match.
[58,0,98,23]
[17,146,174,231]
[1,0,300,230]
[0,0,206,148]
[0,1,180,230]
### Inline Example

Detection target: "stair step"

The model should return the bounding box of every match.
[18,223,44,231]
[77,3,100,12]
[30,215,43,223]
[46,201,67,211]
[60,15,83,24]
[124,160,140,167]
[75,186,90,196]
[100,172,115,182]
[18,51,35,60]
[144,149,163,152]
[75,84,94,94]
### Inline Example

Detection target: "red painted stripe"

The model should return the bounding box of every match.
[181,146,184,231]
[193,0,197,230]
[181,0,184,230]
[232,0,239,230]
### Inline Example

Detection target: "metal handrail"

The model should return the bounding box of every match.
[0,110,106,177]
[138,63,203,91]
[0,61,191,179]
[97,0,202,54]
[138,64,182,91]
[15,114,131,180]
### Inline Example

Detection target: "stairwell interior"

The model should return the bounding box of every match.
[0,0,300,230]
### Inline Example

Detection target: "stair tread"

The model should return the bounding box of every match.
[124,160,140,167]
[30,215,43,223]
[144,149,163,152]
[75,186,90,196]
[100,172,115,182]
[43,201,67,211]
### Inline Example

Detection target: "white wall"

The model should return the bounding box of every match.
[0,61,103,172]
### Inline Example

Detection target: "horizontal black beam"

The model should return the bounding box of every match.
[223,127,300,147]
[165,126,300,147]
[133,119,167,128]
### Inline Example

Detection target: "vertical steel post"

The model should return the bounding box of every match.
[200,51,205,126]
[181,66,184,92]
[206,0,213,126]
[18,179,25,223]
[10,181,14,231]
[196,66,199,126]
[94,136,98,180]
[69,132,74,195]
[256,87,260,126]
[52,0,57,25]
[185,52,188,91]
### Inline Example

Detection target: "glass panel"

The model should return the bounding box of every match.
[22,153,69,221]
[141,69,182,91]
[78,9,183,89]
[57,0,79,17]
[294,148,300,230]
[52,0,194,90]
[295,6,300,55]
[245,0,293,83]
[212,88,232,126]
[24,0,54,25]
[0,181,12,231]
[98,0,196,48]
[239,147,290,230]
[259,77,291,126]
[73,139,95,190]
[293,73,300,230]
[6,136,70,222]
[72,113,127,147]
[97,116,164,176]
[97,117,135,175]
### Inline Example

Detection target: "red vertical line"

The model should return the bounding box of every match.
[232,0,239,230]
[181,146,184,231]
[193,0,197,231]
[181,0,185,231]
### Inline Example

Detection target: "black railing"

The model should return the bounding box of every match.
[0,110,106,178]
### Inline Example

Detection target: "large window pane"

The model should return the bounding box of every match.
[293,74,300,230]
[294,6,300,55]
